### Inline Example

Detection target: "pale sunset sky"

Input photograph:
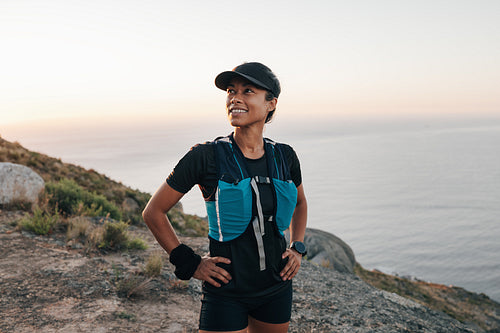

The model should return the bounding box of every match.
[1,0,500,130]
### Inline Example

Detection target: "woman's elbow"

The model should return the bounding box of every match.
[142,203,156,226]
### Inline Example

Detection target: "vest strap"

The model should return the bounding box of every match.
[252,217,266,271]
[250,177,267,271]
[250,178,265,236]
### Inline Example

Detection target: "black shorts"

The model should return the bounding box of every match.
[199,283,293,331]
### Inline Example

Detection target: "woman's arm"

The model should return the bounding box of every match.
[142,182,232,287]
[142,182,183,253]
[280,184,308,281]
[289,184,308,243]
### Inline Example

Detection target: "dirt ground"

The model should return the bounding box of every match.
[0,210,492,333]
[0,210,205,332]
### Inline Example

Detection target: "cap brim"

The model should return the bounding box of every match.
[215,71,271,92]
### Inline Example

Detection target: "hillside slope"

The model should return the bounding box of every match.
[0,213,480,332]
[0,135,207,235]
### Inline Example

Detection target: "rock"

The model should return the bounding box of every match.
[287,227,356,274]
[121,197,140,213]
[0,162,45,206]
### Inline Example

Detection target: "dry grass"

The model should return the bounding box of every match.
[320,259,332,268]
[144,251,164,277]
[86,226,105,250]
[66,216,91,241]
[116,275,152,298]
[167,279,189,290]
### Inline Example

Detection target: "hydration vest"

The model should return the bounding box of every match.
[205,134,298,270]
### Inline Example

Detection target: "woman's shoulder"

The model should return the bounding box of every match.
[265,138,297,155]
[175,141,215,166]
[188,141,215,154]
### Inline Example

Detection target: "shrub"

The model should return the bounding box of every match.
[66,216,91,241]
[127,237,148,250]
[114,311,137,322]
[112,264,151,298]
[98,221,148,251]
[86,226,105,251]
[45,179,121,219]
[19,207,59,235]
[144,252,163,277]
[116,275,151,298]
[100,221,129,250]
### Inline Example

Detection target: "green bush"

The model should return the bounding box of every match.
[45,179,121,219]
[19,207,59,235]
[98,221,148,251]
[100,221,129,250]
[127,237,148,250]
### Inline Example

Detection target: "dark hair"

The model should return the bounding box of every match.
[265,91,276,123]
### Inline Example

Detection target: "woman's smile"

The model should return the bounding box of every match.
[229,108,248,114]
[225,77,271,127]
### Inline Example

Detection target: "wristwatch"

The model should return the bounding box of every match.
[290,241,307,256]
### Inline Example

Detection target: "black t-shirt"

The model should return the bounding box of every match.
[167,140,302,216]
[167,139,302,297]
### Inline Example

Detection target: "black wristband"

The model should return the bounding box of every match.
[169,244,202,280]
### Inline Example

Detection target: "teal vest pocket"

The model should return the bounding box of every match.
[274,179,298,234]
[206,179,253,241]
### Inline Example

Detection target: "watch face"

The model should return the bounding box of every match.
[293,242,306,254]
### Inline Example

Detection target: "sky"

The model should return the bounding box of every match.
[1,0,500,128]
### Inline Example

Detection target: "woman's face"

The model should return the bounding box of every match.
[226,77,276,128]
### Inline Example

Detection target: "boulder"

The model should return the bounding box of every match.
[0,162,45,206]
[286,227,356,274]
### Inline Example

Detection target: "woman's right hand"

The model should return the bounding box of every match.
[193,256,232,287]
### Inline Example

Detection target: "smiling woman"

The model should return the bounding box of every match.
[224,78,275,130]
[142,62,308,332]
[216,62,281,126]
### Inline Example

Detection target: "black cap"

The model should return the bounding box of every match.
[215,62,281,98]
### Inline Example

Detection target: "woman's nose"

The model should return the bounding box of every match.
[230,94,242,104]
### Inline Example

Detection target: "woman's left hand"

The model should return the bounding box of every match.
[280,248,303,281]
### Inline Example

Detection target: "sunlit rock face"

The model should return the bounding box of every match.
[0,162,45,206]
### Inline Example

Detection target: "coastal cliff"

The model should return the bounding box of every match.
[1,135,499,332]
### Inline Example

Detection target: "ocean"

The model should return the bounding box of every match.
[3,114,500,302]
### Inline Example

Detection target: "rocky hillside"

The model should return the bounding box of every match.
[0,211,484,332]
[0,135,207,235]
[1,135,500,332]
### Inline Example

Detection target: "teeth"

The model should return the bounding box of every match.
[231,109,247,113]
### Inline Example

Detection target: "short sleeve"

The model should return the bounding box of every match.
[280,144,302,187]
[166,143,214,194]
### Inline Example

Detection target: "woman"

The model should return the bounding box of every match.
[143,62,308,332]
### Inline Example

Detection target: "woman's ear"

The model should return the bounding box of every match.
[267,97,277,111]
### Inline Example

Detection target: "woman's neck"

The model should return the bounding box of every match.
[233,127,265,159]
